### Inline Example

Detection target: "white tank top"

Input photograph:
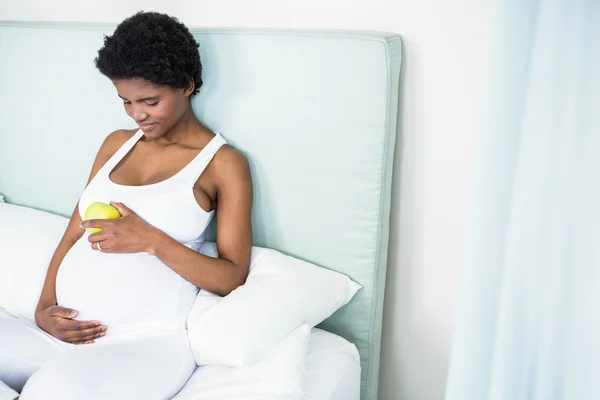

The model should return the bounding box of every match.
[56,130,227,339]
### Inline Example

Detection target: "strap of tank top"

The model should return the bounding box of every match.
[179,133,228,185]
[99,130,145,175]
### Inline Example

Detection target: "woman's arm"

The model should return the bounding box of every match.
[36,130,130,313]
[35,205,84,314]
[149,147,253,296]
[35,130,132,341]
[34,204,109,344]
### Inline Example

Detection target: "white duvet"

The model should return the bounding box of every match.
[173,328,361,400]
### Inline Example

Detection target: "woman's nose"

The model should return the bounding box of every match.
[133,111,149,122]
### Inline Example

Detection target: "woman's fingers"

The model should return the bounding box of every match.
[54,317,107,342]
[64,328,107,343]
[72,339,96,345]
[88,231,109,244]
[109,201,131,216]
[63,324,107,341]
[89,238,111,252]
[58,319,102,331]
[81,219,114,233]
[66,329,107,343]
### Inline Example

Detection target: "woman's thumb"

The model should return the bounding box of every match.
[57,306,78,318]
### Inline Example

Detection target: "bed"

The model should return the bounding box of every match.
[0,305,359,400]
[0,22,402,399]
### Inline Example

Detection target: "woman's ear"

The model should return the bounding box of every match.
[184,80,195,97]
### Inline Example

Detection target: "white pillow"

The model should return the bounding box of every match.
[0,203,68,320]
[187,242,361,367]
[172,324,310,400]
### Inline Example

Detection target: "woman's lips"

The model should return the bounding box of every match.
[138,123,157,132]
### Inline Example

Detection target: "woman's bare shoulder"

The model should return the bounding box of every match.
[212,145,251,179]
[85,129,138,183]
[101,128,137,154]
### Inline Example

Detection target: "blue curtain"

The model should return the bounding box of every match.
[445,0,600,399]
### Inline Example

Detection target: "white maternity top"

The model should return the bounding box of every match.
[56,130,227,339]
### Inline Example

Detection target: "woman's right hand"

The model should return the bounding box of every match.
[35,305,107,344]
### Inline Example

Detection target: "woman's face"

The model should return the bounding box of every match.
[113,79,193,139]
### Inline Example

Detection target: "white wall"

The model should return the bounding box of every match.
[0,1,497,399]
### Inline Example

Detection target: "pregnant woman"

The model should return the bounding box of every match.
[0,11,252,400]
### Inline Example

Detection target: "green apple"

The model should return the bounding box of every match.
[84,202,121,234]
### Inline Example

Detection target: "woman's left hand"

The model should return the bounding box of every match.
[81,201,160,254]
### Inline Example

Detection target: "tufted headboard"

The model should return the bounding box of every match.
[0,22,402,399]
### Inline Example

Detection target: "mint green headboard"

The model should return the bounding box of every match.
[0,22,402,399]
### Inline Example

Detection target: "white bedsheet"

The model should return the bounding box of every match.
[0,380,18,400]
[0,309,360,400]
[303,328,361,400]
[173,327,361,400]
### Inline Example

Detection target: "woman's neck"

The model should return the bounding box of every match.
[158,104,206,145]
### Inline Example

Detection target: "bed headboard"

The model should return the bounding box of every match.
[0,22,402,399]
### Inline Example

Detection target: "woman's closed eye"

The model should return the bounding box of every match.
[122,101,158,106]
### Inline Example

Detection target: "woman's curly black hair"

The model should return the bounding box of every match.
[95,11,202,96]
